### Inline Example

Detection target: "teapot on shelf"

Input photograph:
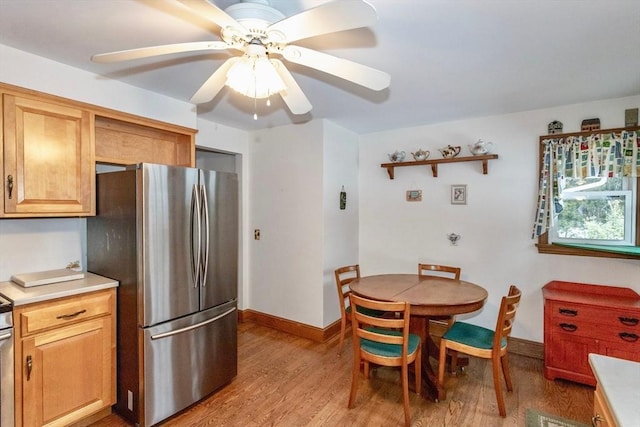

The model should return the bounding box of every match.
[387,150,406,163]
[411,149,430,161]
[468,139,494,156]
[439,145,461,158]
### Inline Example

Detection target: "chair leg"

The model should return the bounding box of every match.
[337,315,347,356]
[348,351,361,409]
[415,345,422,396]
[449,349,459,374]
[401,364,410,427]
[491,355,507,417]
[501,353,513,391]
[438,339,448,400]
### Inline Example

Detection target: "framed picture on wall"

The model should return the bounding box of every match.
[406,190,422,202]
[451,184,467,205]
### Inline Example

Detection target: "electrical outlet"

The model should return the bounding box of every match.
[254,229,260,240]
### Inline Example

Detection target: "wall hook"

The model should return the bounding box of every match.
[447,233,461,245]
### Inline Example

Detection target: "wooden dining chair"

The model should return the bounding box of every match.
[334,265,384,355]
[348,294,421,427]
[418,263,461,328]
[437,285,522,417]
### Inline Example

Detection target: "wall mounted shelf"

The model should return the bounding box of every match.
[380,154,499,179]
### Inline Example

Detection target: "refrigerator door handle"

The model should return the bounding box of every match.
[149,307,236,340]
[200,184,210,287]
[190,184,201,288]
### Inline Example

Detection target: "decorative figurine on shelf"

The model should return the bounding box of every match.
[468,140,494,156]
[411,149,430,161]
[387,150,406,162]
[439,145,461,158]
[581,118,600,132]
[548,120,563,134]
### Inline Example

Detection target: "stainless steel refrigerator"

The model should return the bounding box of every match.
[87,163,238,427]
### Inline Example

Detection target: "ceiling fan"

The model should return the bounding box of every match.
[91,0,390,115]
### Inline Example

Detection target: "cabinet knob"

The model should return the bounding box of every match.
[6,175,13,199]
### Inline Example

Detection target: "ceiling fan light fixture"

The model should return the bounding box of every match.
[225,52,285,99]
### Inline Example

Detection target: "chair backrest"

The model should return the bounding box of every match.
[334,265,360,315]
[418,263,461,280]
[493,285,522,351]
[350,293,411,356]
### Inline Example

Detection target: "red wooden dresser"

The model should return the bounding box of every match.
[542,280,640,386]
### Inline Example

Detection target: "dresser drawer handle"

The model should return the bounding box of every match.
[619,332,639,342]
[619,316,639,326]
[560,323,578,332]
[56,309,87,320]
[559,308,578,316]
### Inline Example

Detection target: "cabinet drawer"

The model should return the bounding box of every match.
[17,290,114,336]
[548,318,640,344]
[548,301,640,330]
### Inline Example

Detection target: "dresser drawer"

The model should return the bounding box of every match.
[17,289,114,336]
[548,301,640,330]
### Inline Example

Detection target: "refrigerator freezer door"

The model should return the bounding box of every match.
[142,300,237,427]
[141,164,200,326]
[200,169,239,311]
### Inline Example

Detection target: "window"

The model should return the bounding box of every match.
[550,176,636,246]
[534,126,640,259]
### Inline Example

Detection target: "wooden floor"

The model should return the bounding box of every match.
[91,321,594,427]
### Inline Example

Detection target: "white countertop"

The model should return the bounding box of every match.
[589,353,640,427]
[0,272,118,306]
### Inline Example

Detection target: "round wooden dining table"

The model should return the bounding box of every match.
[349,274,488,401]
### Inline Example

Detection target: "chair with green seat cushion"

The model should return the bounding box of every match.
[348,294,421,427]
[334,265,385,355]
[437,285,521,417]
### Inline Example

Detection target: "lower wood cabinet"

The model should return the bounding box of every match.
[543,281,640,386]
[13,289,116,426]
[592,385,616,427]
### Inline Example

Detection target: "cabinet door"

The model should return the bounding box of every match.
[547,331,598,376]
[2,94,94,216]
[21,317,114,426]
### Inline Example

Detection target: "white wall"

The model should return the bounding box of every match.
[359,95,640,343]
[322,121,359,327]
[248,121,325,326]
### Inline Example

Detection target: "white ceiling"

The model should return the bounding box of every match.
[0,0,638,134]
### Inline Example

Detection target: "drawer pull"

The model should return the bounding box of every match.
[619,332,639,342]
[592,414,603,426]
[559,323,577,332]
[559,308,578,316]
[56,309,87,320]
[619,316,639,326]
[26,355,32,381]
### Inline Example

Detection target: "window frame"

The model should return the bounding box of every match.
[536,125,640,259]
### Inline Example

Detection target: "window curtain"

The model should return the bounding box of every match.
[532,130,639,238]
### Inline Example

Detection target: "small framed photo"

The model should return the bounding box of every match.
[451,184,467,205]
[406,190,422,202]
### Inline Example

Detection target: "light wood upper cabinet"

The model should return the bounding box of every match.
[2,92,95,217]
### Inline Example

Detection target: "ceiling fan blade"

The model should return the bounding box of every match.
[177,0,246,33]
[91,41,229,63]
[282,45,390,91]
[191,57,240,104]
[271,60,312,115]
[267,0,377,43]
